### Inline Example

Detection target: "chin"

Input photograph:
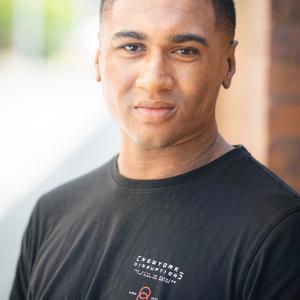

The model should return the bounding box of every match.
[132,132,179,150]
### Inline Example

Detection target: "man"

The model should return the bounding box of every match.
[10,0,300,299]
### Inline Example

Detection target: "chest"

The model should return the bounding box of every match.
[28,201,246,300]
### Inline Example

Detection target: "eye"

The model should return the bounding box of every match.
[173,47,199,57]
[121,44,145,54]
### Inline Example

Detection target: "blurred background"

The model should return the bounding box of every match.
[0,0,299,298]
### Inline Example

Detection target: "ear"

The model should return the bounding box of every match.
[222,40,238,89]
[95,48,101,82]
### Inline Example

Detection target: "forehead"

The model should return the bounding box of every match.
[102,0,216,39]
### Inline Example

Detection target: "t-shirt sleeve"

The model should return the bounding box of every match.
[9,201,43,300]
[242,210,300,300]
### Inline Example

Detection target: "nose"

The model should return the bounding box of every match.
[135,52,174,93]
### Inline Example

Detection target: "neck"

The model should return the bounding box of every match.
[117,123,234,180]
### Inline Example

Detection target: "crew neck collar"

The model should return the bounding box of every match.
[111,145,249,190]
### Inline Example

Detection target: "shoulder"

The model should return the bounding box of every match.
[224,148,300,214]
[239,152,298,196]
[35,156,115,223]
[229,149,300,240]
[242,209,300,299]
[226,150,300,298]
[219,148,300,298]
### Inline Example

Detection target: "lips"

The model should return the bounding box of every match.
[134,100,175,109]
[133,101,176,123]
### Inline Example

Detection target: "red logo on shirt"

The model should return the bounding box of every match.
[136,286,151,300]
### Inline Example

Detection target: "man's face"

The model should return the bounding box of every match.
[97,0,236,150]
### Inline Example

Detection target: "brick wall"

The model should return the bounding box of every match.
[217,0,269,163]
[269,0,300,191]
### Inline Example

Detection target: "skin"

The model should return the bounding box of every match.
[95,0,238,180]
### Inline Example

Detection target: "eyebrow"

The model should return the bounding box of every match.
[170,34,209,47]
[113,31,148,40]
[112,30,209,47]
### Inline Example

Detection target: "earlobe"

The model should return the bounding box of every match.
[95,49,101,82]
[222,40,238,89]
[222,57,235,89]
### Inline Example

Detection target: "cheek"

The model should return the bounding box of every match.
[106,57,133,83]
[101,56,138,118]
[176,65,209,105]
[175,62,219,123]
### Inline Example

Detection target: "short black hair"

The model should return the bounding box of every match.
[100,0,236,37]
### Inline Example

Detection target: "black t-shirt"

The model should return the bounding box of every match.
[10,145,300,300]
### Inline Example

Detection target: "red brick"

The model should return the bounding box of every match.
[272,0,300,26]
[269,102,300,138]
[269,0,300,194]
[270,62,300,97]
[272,95,300,103]
[272,26,300,63]
[269,138,300,177]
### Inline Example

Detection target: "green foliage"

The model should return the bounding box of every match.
[0,0,12,47]
[0,0,73,55]
[44,0,73,56]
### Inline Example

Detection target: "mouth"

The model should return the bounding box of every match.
[133,101,176,123]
